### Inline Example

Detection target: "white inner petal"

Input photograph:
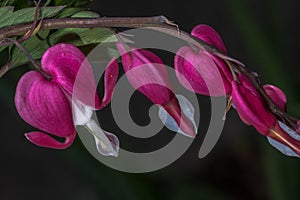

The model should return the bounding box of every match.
[85,119,119,157]
[231,103,235,109]
[158,94,197,137]
[278,121,300,141]
[267,120,300,158]
[72,97,93,126]
[267,137,300,158]
[72,97,119,157]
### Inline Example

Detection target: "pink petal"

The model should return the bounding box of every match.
[98,58,119,109]
[162,97,196,138]
[211,55,233,93]
[25,131,76,149]
[15,71,75,137]
[41,43,101,109]
[159,94,197,137]
[117,43,174,104]
[231,75,276,135]
[175,46,227,96]
[117,43,196,137]
[263,84,287,111]
[191,24,227,54]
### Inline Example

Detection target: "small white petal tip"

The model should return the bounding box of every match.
[158,94,198,137]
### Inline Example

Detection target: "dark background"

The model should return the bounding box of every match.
[1,0,300,199]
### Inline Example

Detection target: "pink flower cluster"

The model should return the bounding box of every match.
[14,25,300,158]
[174,24,300,157]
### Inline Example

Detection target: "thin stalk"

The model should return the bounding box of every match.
[0,15,298,130]
[3,38,51,80]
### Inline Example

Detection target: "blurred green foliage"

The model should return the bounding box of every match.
[226,0,300,200]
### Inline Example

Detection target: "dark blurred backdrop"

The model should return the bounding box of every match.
[0,0,300,199]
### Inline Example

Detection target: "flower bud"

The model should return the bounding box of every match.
[117,43,197,137]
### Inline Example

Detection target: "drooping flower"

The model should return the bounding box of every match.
[262,85,300,157]
[174,24,233,96]
[231,75,276,134]
[15,43,120,156]
[116,43,197,138]
[232,74,300,156]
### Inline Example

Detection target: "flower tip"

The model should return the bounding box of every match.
[267,121,300,157]
[85,120,120,157]
[105,150,119,157]
[25,131,75,149]
[94,133,120,157]
[159,95,197,138]
[179,120,197,138]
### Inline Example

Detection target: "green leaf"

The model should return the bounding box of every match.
[52,0,72,7]
[107,48,121,62]
[73,0,93,7]
[43,0,52,7]
[0,6,13,25]
[71,11,99,18]
[48,28,83,46]
[0,0,15,6]
[79,28,116,44]
[0,6,13,16]
[0,35,16,54]
[56,7,83,18]
[10,36,49,68]
[37,29,50,39]
[52,0,92,7]
[49,28,117,46]
[49,10,113,45]
[0,6,65,29]
[0,43,11,53]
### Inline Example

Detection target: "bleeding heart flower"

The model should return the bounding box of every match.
[15,43,120,157]
[116,43,197,138]
[232,74,300,157]
[174,24,233,96]
[232,74,276,134]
